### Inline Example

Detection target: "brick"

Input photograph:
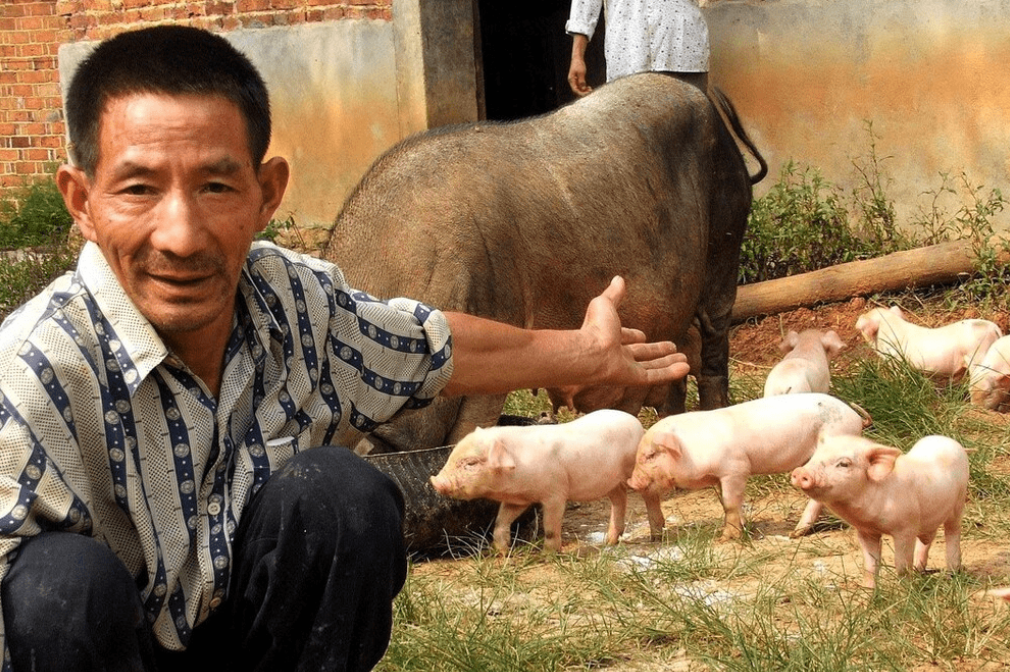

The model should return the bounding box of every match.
[26,3,57,16]
[17,15,44,30]
[236,0,271,12]
[30,29,58,43]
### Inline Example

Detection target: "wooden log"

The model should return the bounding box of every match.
[731,236,1010,323]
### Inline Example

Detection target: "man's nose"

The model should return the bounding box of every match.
[149,190,208,257]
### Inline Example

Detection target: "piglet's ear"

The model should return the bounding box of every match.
[488,439,516,471]
[650,432,682,459]
[823,330,846,357]
[779,331,799,353]
[865,445,902,482]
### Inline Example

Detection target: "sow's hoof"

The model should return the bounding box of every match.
[363,415,541,558]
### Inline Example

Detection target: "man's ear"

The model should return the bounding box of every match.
[56,164,97,242]
[255,156,290,233]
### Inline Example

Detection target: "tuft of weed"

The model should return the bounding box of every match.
[740,160,872,285]
[0,176,73,249]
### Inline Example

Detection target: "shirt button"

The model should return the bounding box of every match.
[207,502,221,516]
[209,597,222,609]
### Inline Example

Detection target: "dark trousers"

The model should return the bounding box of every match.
[2,446,407,672]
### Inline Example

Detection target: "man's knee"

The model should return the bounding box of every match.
[2,533,147,670]
[253,446,405,542]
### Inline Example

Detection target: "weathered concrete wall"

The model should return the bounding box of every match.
[706,0,1010,231]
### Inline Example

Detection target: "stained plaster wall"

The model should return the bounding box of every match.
[706,0,1010,231]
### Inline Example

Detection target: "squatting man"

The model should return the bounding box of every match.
[0,25,690,672]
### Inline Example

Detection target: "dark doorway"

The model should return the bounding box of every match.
[477,0,606,121]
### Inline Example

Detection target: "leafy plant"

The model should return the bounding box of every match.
[740,161,876,284]
[0,176,73,249]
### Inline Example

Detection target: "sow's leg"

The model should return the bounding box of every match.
[694,308,732,410]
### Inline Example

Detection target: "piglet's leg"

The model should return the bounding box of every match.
[641,490,666,541]
[717,474,748,541]
[857,530,883,588]
[541,497,568,553]
[493,503,530,554]
[605,486,628,545]
[912,532,936,573]
[790,499,823,538]
[892,533,920,575]
[944,516,963,572]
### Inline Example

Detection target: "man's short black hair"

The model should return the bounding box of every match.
[65,25,272,176]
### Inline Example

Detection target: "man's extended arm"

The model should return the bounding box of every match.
[440,276,690,397]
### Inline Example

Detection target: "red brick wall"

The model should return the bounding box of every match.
[0,0,392,189]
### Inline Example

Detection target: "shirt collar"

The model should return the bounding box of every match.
[77,242,287,386]
[239,243,287,348]
[77,241,170,387]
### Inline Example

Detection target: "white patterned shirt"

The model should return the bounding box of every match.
[0,241,454,663]
[566,0,710,80]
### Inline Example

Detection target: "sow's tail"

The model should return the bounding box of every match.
[710,86,768,185]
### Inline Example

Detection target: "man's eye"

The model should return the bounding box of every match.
[122,184,152,196]
[205,182,233,194]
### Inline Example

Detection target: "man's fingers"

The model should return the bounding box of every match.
[641,357,691,383]
[627,341,681,363]
[600,276,626,307]
[621,327,648,345]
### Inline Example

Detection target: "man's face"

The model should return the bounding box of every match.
[59,93,286,347]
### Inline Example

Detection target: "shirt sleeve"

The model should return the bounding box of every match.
[565,0,604,39]
[0,395,93,672]
[345,293,454,413]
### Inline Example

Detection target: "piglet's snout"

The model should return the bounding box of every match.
[430,475,452,496]
[791,467,815,491]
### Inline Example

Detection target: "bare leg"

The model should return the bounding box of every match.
[494,502,531,554]
[857,530,883,588]
[944,515,963,572]
[641,490,666,541]
[913,530,936,573]
[893,533,919,576]
[718,475,748,541]
[541,497,567,552]
[606,486,628,545]
[790,499,823,538]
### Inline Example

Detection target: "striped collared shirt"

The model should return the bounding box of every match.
[0,241,453,660]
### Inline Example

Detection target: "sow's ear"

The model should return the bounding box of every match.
[865,445,902,482]
[487,439,516,471]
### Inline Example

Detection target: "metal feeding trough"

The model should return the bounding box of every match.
[363,415,542,557]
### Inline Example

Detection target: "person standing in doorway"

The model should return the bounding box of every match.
[566,0,710,96]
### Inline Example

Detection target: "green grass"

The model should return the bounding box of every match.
[388,349,1010,672]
